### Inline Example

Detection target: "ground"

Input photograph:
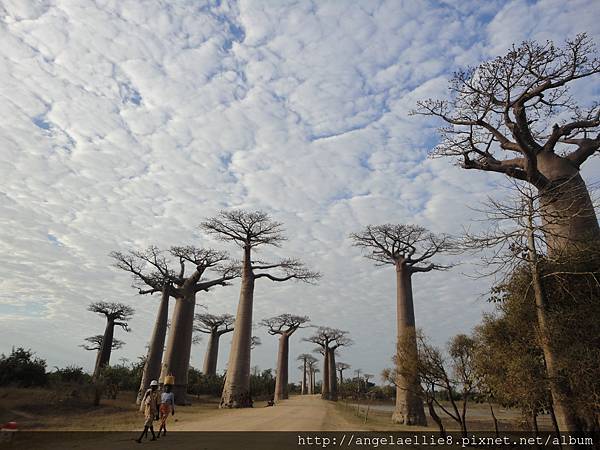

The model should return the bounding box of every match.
[1,388,554,449]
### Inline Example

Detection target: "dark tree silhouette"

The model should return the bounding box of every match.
[260,314,310,401]
[201,210,320,408]
[351,224,453,425]
[87,302,133,381]
[413,34,600,255]
[194,313,235,376]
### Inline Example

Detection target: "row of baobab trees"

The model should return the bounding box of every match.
[90,210,360,407]
[85,206,450,425]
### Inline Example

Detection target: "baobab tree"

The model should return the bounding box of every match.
[336,362,350,384]
[159,247,238,403]
[261,314,310,401]
[298,353,316,394]
[328,333,352,401]
[303,354,318,395]
[201,210,320,408]
[111,248,175,403]
[80,335,124,371]
[112,246,237,403]
[413,34,600,255]
[351,224,453,425]
[194,313,234,376]
[87,302,133,381]
[304,327,350,401]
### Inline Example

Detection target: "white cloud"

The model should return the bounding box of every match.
[1,0,598,383]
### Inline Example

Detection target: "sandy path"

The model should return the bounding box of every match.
[174,394,364,431]
[18,395,366,449]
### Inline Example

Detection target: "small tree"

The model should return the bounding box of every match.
[298,353,316,395]
[201,210,320,408]
[351,224,453,425]
[194,313,235,376]
[261,314,310,401]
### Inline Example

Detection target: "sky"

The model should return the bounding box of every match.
[1,0,599,384]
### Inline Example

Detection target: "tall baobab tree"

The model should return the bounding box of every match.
[194,313,234,376]
[413,34,600,255]
[336,362,350,384]
[159,247,238,404]
[111,248,175,403]
[201,210,320,408]
[304,355,318,394]
[351,224,453,425]
[328,333,352,401]
[111,246,237,403]
[260,314,310,401]
[304,327,350,401]
[80,335,124,372]
[87,302,133,381]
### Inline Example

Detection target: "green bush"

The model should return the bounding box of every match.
[0,347,48,387]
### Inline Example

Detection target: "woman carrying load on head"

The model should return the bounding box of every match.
[136,379,160,443]
[158,375,175,437]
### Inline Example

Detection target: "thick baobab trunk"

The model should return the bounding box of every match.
[274,334,290,402]
[221,247,254,408]
[137,286,170,404]
[338,369,344,385]
[309,368,314,395]
[93,320,115,380]
[537,154,600,255]
[392,264,427,426]
[301,359,307,395]
[321,350,330,400]
[160,290,196,405]
[527,227,581,432]
[328,348,338,401]
[203,330,221,376]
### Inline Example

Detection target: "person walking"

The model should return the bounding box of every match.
[136,380,160,443]
[158,376,175,437]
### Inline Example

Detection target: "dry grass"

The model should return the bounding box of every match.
[335,399,555,432]
[0,387,222,431]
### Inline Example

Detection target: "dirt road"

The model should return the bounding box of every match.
[175,394,364,431]
[16,395,367,450]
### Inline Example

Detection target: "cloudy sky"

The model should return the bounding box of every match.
[1,0,599,383]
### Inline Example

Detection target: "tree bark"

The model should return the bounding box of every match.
[527,222,581,432]
[321,349,330,400]
[536,154,600,255]
[338,369,343,385]
[328,348,338,401]
[137,286,169,404]
[160,289,196,405]
[220,246,254,408]
[309,368,314,395]
[392,263,427,425]
[274,334,289,401]
[93,319,115,380]
[203,329,221,377]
